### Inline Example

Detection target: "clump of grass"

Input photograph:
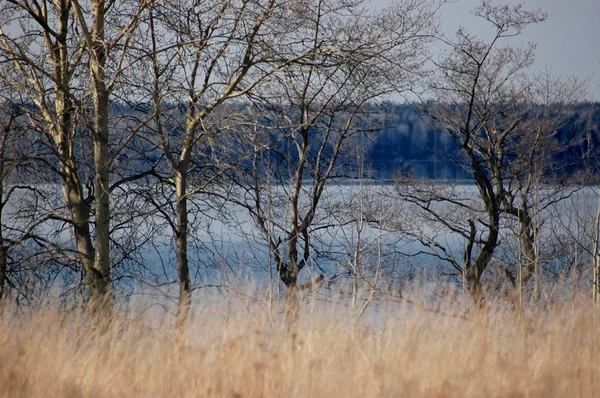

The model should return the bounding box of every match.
[0,294,598,397]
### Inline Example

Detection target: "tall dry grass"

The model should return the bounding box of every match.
[0,293,599,397]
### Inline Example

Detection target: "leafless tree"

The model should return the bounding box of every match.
[397,1,591,308]
[219,0,441,326]
[0,0,147,312]
[130,0,335,325]
[496,71,587,306]
[403,1,549,304]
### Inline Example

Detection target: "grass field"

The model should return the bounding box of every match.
[1,294,598,397]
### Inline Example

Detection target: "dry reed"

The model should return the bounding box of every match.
[0,293,598,397]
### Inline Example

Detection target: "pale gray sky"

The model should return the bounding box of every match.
[373,0,600,101]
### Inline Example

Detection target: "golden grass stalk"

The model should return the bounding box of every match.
[0,293,598,397]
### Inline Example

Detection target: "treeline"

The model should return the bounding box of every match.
[0,0,598,326]
[18,99,596,183]
[368,102,600,180]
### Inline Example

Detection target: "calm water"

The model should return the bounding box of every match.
[4,183,599,303]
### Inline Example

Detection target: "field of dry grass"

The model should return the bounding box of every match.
[0,293,599,397]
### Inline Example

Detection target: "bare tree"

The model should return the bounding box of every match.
[221,0,441,326]
[132,0,333,325]
[405,1,547,303]
[496,71,587,306]
[0,0,147,312]
[399,2,590,307]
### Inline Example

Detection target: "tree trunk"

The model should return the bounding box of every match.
[175,170,191,326]
[593,193,600,304]
[0,228,5,303]
[50,1,107,311]
[284,281,300,331]
[56,112,102,310]
[280,262,300,330]
[465,265,484,306]
[0,137,5,303]
[519,220,536,294]
[90,0,111,312]
[65,187,97,295]
[465,211,499,307]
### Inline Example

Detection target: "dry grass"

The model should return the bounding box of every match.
[0,294,599,397]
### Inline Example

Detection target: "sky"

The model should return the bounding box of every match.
[373,0,600,101]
